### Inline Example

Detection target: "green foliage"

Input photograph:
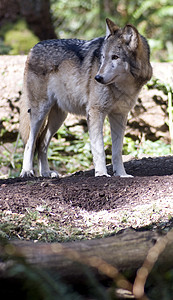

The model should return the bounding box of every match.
[123,138,171,157]
[0,39,11,54]
[51,0,173,61]
[147,78,173,151]
[48,125,93,175]
[0,19,39,55]
[51,0,103,39]
[0,138,23,178]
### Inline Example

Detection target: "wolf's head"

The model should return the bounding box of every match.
[95,18,152,88]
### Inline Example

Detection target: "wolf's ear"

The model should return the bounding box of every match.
[106,18,119,38]
[123,25,139,51]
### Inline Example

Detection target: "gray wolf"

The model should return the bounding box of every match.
[19,18,152,178]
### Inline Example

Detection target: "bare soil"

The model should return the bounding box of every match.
[1,156,173,239]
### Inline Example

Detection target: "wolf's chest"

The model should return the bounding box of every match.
[112,92,138,114]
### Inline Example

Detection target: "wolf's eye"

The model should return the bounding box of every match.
[112,55,119,60]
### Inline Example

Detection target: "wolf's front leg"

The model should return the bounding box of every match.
[87,109,108,177]
[109,112,132,177]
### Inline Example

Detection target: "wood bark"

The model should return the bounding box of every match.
[1,229,173,284]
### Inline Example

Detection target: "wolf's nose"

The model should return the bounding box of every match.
[95,75,104,83]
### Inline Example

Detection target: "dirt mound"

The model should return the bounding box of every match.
[1,156,173,241]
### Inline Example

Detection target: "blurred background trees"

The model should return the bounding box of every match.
[0,0,172,61]
[51,0,173,61]
[0,0,56,54]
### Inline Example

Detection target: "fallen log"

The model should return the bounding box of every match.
[1,228,173,283]
[1,228,173,299]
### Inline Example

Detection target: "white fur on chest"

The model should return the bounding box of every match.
[47,73,88,115]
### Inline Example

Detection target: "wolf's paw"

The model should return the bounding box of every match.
[95,172,111,177]
[41,170,59,178]
[113,171,133,178]
[120,174,133,178]
[20,169,35,178]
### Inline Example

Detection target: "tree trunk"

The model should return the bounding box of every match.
[0,0,57,40]
[19,0,57,40]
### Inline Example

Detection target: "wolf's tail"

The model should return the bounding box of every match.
[19,94,30,145]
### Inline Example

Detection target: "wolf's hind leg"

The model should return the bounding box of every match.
[37,105,67,177]
[20,108,49,178]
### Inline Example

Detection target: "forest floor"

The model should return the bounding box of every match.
[0,156,173,242]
